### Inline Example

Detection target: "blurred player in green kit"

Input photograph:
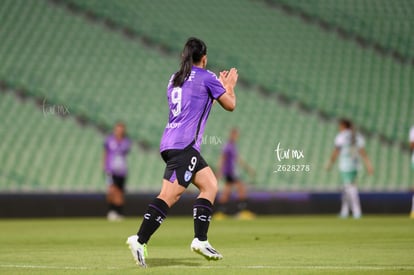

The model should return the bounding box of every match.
[326,119,373,219]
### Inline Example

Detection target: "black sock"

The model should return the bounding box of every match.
[137,198,169,244]
[237,199,247,212]
[193,198,213,241]
[114,205,123,215]
[108,203,116,212]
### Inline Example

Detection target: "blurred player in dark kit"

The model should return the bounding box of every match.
[215,128,255,220]
[103,122,131,221]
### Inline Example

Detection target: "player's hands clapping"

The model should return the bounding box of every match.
[219,68,238,89]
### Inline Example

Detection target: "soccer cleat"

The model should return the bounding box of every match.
[236,210,256,220]
[410,211,414,219]
[126,235,148,268]
[107,210,124,222]
[213,211,229,221]
[191,238,223,261]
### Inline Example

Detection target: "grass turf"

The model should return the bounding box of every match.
[0,216,413,274]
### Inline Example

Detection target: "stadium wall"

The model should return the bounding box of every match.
[0,192,411,218]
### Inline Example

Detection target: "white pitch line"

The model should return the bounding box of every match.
[0,264,90,270]
[1,264,413,271]
[0,264,120,270]
[163,265,414,271]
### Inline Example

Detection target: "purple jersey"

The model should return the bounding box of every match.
[160,66,226,152]
[104,134,131,176]
[222,141,238,176]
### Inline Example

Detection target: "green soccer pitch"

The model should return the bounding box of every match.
[0,216,413,274]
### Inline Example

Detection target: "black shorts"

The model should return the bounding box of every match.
[108,174,126,191]
[224,174,238,184]
[161,145,208,188]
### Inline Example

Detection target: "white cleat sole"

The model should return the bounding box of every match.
[191,246,223,261]
[126,236,147,268]
[190,238,223,261]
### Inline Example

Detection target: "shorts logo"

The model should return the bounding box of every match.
[184,170,193,182]
[184,156,197,182]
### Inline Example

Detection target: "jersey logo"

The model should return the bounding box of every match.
[184,170,193,182]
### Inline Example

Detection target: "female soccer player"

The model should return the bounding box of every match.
[127,37,238,268]
[215,128,256,220]
[103,122,131,221]
[326,119,373,219]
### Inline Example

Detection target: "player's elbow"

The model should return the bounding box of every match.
[224,102,236,112]
[221,100,236,112]
[217,93,236,111]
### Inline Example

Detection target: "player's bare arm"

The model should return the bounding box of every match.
[102,151,106,172]
[326,148,340,171]
[216,153,226,180]
[239,157,255,177]
[359,148,374,175]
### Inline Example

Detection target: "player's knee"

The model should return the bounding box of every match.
[198,181,217,198]
[158,193,181,208]
[214,180,219,192]
[208,179,219,196]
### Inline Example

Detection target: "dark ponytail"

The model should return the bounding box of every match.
[172,37,207,87]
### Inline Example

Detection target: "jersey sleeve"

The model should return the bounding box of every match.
[125,138,132,153]
[334,134,342,148]
[356,134,365,148]
[410,126,414,142]
[205,71,226,99]
[222,144,230,155]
